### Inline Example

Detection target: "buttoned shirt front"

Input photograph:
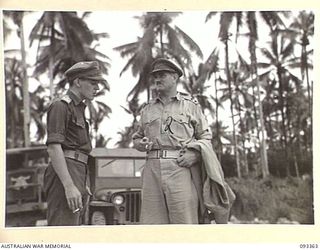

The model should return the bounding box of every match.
[133,92,212,149]
[46,90,92,154]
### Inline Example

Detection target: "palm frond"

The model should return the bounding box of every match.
[174,26,203,59]
[205,12,218,22]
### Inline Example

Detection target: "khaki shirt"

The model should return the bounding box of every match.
[133,92,212,149]
[46,90,92,154]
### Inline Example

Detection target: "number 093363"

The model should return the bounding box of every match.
[300,244,319,248]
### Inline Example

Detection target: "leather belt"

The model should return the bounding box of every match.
[147,149,180,159]
[64,150,89,164]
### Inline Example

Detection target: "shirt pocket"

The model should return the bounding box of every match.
[169,113,193,139]
[69,116,88,145]
[144,116,160,138]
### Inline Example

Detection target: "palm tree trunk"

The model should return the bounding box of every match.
[255,76,269,178]
[287,108,300,178]
[303,46,313,163]
[160,23,164,56]
[239,119,249,176]
[248,28,269,178]
[303,46,312,118]
[241,137,249,175]
[49,23,55,99]
[214,72,222,161]
[234,76,248,176]
[224,39,241,178]
[19,15,31,147]
[277,68,290,176]
[9,74,16,148]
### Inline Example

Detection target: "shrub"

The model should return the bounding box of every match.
[227,176,314,224]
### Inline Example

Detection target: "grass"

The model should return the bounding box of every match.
[226,176,314,224]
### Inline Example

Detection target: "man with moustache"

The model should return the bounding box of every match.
[132,58,212,224]
[133,58,235,224]
[44,61,107,226]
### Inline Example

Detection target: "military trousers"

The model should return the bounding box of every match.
[140,158,199,224]
[43,158,90,226]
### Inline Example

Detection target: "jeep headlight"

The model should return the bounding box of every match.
[112,195,124,205]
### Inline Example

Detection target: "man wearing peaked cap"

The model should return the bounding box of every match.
[65,61,104,82]
[44,61,106,226]
[65,61,109,89]
[133,57,234,224]
[132,57,211,224]
[151,58,183,77]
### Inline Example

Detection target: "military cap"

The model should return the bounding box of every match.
[65,61,106,84]
[151,58,183,77]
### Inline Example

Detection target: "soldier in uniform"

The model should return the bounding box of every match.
[132,58,212,224]
[44,61,107,226]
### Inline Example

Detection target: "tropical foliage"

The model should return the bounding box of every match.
[3,10,313,180]
[114,12,203,102]
[4,11,111,147]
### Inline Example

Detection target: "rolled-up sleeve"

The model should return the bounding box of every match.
[46,101,68,145]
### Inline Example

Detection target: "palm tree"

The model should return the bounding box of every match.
[206,11,243,178]
[4,56,24,148]
[180,62,214,114]
[204,49,225,162]
[29,11,110,98]
[244,11,290,178]
[258,28,302,176]
[114,12,203,102]
[283,11,314,169]
[287,11,314,117]
[28,11,111,145]
[206,11,288,178]
[230,61,255,175]
[4,11,31,147]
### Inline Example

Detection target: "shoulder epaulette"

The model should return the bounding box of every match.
[179,92,199,105]
[60,95,72,104]
[140,99,154,111]
[140,102,148,110]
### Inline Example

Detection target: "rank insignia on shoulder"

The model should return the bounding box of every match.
[178,92,192,100]
[139,102,148,110]
[60,95,72,104]
[179,92,199,104]
[191,97,199,105]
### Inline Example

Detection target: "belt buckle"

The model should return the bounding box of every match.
[74,151,79,160]
[159,150,169,158]
[156,150,163,159]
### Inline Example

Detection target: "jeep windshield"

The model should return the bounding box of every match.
[97,159,144,177]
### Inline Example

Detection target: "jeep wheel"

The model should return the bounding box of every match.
[91,211,106,225]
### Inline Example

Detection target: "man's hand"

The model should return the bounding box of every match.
[64,184,83,213]
[136,137,153,152]
[177,148,200,168]
[47,143,83,213]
